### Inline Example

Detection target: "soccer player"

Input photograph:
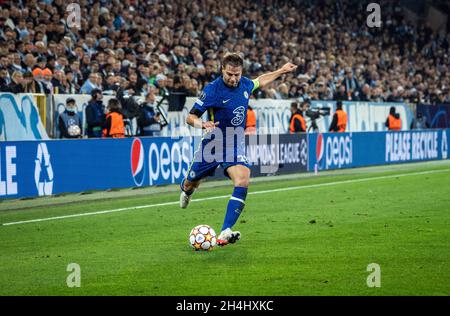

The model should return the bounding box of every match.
[180,53,297,246]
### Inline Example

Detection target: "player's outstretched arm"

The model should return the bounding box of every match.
[255,63,298,89]
[186,114,219,130]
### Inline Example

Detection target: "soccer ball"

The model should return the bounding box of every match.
[189,224,217,251]
[68,124,81,136]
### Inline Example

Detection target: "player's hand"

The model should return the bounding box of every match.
[280,62,297,74]
[202,121,219,131]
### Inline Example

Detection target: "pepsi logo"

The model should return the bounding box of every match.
[131,138,145,186]
[316,133,324,163]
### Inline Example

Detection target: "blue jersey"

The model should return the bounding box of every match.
[192,76,259,148]
[186,76,259,181]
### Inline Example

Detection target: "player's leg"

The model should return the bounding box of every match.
[179,178,200,208]
[217,164,250,245]
[182,178,201,193]
[180,160,220,208]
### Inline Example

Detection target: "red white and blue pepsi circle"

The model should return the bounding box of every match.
[316,133,324,167]
[130,138,145,186]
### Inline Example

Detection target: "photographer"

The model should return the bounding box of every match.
[329,101,348,133]
[137,91,161,137]
[289,101,307,133]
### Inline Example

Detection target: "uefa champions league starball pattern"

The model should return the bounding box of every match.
[189,225,217,251]
[67,125,81,137]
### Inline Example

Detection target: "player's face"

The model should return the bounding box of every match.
[222,64,242,88]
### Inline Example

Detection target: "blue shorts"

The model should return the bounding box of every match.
[185,137,250,182]
[186,160,250,182]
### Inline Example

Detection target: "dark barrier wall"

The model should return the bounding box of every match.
[416,104,450,129]
[308,129,449,171]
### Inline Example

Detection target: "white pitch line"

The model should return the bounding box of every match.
[1,168,449,227]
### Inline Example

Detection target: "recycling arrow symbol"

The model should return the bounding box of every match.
[34,143,54,196]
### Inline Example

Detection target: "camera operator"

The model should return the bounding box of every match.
[329,101,348,132]
[289,101,307,133]
[137,90,162,137]
[116,81,142,136]
[116,82,141,119]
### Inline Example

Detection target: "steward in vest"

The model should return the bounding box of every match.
[85,88,105,138]
[289,102,306,133]
[245,105,257,135]
[386,106,402,130]
[58,97,82,138]
[329,101,348,132]
[102,98,125,138]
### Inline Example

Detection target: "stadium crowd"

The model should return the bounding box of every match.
[0,0,449,105]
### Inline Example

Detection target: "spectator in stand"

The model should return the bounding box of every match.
[342,68,360,101]
[155,74,169,96]
[103,73,120,95]
[64,69,78,94]
[80,73,100,95]
[387,87,402,102]
[128,73,142,96]
[21,71,36,93]
[333,85,350,101]
[41,68,53,94]
[51,69,66,94]
[31,68,48,94]
[0,0,448,104]
[22,54,36,73]
[7,71,24,93]
[436,90,449,105]
[0,66,11,91]
[188,78,200,97]
[359,84,371,102]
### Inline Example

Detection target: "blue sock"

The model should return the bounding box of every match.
[180,179,194,196]
[221,187,248,231]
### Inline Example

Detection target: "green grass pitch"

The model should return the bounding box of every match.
[0,161,449,296]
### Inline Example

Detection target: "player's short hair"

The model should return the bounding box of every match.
[222,53,244,69]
